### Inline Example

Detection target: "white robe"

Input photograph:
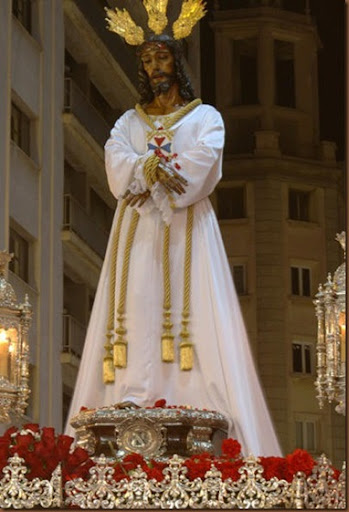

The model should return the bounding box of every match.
[65,103,282,457]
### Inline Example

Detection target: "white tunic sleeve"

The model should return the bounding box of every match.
[173,106,225,209]
[104,110,148,200]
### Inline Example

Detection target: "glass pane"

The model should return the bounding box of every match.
[289,190,298,219]
[299,192,310,221]
[306,422,315,451]
[233,265,245,295]
[232,39,258,106]
[21,115,30,155]
[304,345,311,373]
[291,267,299,295]
[11,104,21,145]
[275,40,295,108]
[302,268,311,296]
[217,187,245,219]
[292,344,302,372]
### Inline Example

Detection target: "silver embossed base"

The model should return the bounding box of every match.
[70,405,228,460]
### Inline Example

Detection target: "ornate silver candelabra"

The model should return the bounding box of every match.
[314,232,346,415]
[0,251,32,423]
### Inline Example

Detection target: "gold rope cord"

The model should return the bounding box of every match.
[135,98,202,135]
[161,223,175,362]
[144,153,161,188]
[179,204,195,370]
[114,209,140,368]
[103,200,127,384]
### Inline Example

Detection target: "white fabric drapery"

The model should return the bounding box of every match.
[65,104,281,457]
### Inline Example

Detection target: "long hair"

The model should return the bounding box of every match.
[137,35,196,105]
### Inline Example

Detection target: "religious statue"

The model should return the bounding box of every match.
[66,0,281,457]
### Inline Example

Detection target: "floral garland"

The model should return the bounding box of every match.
[0,423,93,482]
[0,422,340,484]
[0,397,342,485]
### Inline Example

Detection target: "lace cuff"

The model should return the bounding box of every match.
[151,182,174,225]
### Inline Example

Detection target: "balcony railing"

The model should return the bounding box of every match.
[64,78,110,148]
[63,194,109,259]
[62,314,86,359]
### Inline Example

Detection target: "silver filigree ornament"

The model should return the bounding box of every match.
[71,405,228,460]
[314,232,346,415]
[115,416,167,459]
[63,452,346,509]
[0,453,62,509]
[0,251,32,423]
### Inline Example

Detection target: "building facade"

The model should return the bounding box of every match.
[0,0,345,466]
[209,0,345,465]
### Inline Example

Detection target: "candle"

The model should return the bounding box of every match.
[340,322,346,363]
[0,329,9,378]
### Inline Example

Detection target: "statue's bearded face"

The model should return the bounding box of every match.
[140,43,176,96]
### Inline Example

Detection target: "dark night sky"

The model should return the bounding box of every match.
[201,0,346,160]
[310,0,345,160]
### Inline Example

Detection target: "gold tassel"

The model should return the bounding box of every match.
[114,320,127,368]
[103,335,115,383]
[162,335,175,362]
[161,223,175,363]
[104,200,127,384]
[114,210,140,369]
[114,341,127,368]
[179,205,195,371]
[180,340,194,371]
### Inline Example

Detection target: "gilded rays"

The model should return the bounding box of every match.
[105,0,207,45]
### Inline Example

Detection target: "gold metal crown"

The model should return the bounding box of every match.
[105,0,207,46]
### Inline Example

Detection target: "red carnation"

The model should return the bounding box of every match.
[216,459,243,481]
[285,449,315,482]
[122,453,147,471]
[221,438,242,460]
[66,446,90,467]
[154,398,167,408]
[184,453,213,480]
[23,423,40,433]
[259,456,286,480]
[145,467,165,481]
[56,435,74,459]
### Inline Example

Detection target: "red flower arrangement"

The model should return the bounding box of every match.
[0,421,340,485]
[0,424,93,482]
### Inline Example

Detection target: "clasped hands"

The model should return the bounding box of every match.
[124,163,188,207]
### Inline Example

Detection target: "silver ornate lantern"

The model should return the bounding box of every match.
[314,232,346,415]
[0,251,32,423]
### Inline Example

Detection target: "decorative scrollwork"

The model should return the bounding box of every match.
[0,453,61,509]
[65,454,121,509]
[0,452,345,509]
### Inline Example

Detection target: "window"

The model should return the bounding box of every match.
[292,342,312,374]
[217,187,246,219]
[11,103,30,156]
[12,0,32,32]
[232,39,258,105]
[9,228,29,282]
[289,189,310,221]
[275,40,295,108]
[232,265,247,295]
[291,266,311,297]
[295,420,316,451]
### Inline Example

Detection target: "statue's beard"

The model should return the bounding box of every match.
[150,73,176,96]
